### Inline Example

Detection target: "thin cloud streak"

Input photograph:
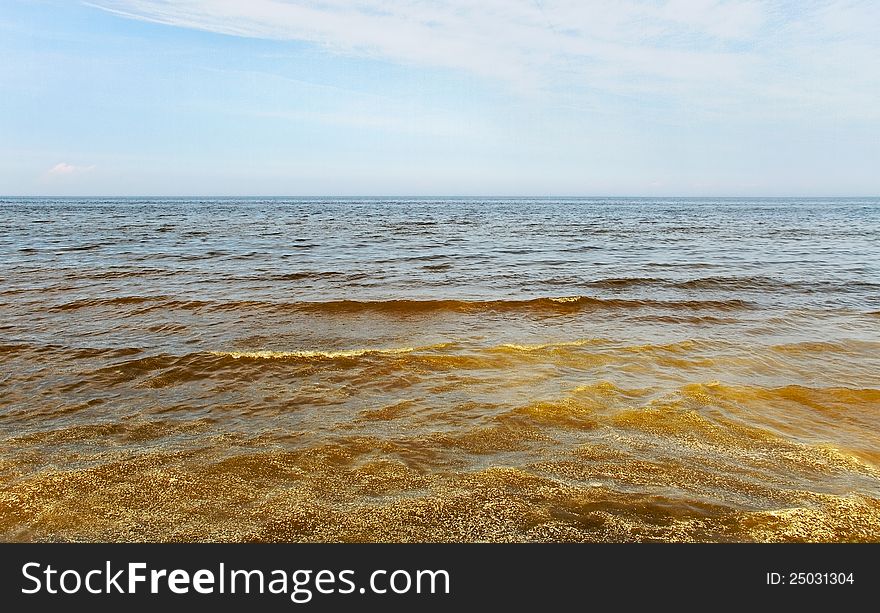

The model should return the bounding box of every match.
[83,1,880,119]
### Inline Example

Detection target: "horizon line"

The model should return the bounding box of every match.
[3,195,879,200]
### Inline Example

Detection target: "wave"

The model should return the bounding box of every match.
[79,268,176,280]
[582,275,880,294]
[669,276,795,291]
[20,334,880,371]
[212,347,424,360]
[771,340,880,355]
[303,295,750,313]
[16,332,880,374]
[69,338,722,388]
[679,381,880,407]
[0,343,31,355]
[267,271,351,281]
[583,277,665,288]
[496,339,608,352]
[49,296,173,311]
[48,295,756,314]
[83,343,454,381]
[631,314,739,324]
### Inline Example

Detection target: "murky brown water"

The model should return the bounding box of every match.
[2,198,879,541]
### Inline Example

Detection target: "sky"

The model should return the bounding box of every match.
[1,0,878,196]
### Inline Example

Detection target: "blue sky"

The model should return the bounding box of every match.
[1,0,878,196]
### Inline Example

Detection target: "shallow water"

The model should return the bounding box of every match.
[1,197,879,541]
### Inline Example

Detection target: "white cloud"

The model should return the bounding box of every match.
[83,1,880,119]
[48,162,95,175]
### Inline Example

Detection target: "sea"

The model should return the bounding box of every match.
[1,197,879,541]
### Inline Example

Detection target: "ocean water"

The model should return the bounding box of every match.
[1,197,879,542]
